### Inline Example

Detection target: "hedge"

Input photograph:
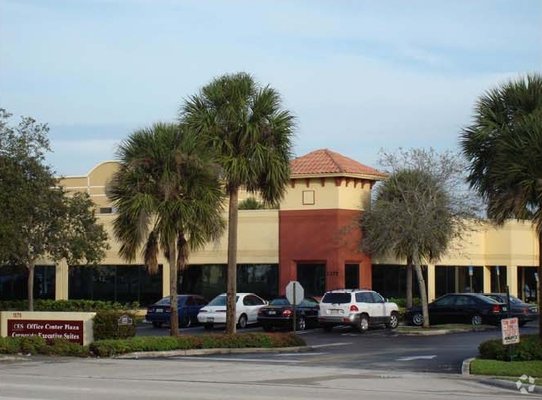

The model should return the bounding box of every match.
[90,332,306,357]
[0,299,140,312]
[0,336,89,357]
[479,335,542,361]
[0,333,305,358]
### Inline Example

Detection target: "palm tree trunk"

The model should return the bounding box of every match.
[27,261,35,312]
[226,187,239,334]
[406,255,413,309]
[169,239,179,336]
[414,260,430,328]
[538,233,542,340]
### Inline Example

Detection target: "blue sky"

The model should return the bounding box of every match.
[1,0,541,175]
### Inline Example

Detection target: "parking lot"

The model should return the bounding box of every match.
[136,321,538,374]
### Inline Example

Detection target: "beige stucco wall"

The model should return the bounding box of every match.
[280,176,372,211]
[90,210,279,266]
[50,161,540,302]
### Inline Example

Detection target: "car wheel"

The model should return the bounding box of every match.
[322,324,334,332]
[203,323,213,330]
[180,315,191,328]
[357,314,369,333]
[386,312,399,329]
[411,312,423,326]
[296,316,306,331]
[237,314,248,329]
[471,314,482,326]
[262,324,274,332]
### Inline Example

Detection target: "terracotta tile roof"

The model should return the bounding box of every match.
[290,149,385,178]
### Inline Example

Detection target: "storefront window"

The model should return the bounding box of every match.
[297,263,325,297]
[517,266,538,302]
[69,265,162,306]
[345,264,359,289]
[180,264,278,301]
[0,265,55,300]
[372,264,427,299]
[435,265,483,297]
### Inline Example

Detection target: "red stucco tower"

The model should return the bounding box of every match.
[278,149,386,296]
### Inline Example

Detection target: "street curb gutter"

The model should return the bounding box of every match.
[115,345,312,359]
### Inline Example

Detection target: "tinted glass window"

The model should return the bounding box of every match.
[271,298,290,306]
[370,292,385,303]
[156,297,170,305]
[185,297,195,306]
[244,295,264,305]
[69,264,162,306]
[208,295,227,306]
[300,298,318,307]
[433,295,455,306]
[454,296,476,306]
[0,265,55,300]
[322,293,351,304]
[355,292,373,303]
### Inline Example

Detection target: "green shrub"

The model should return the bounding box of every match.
[18,336,48,354]
[388,297,421,308]
[0,337,22,354]
[93,311,136,340]
[90,332,306,357]
[479,335,542,361]
[0,299,139,312]
[0,337,89,357]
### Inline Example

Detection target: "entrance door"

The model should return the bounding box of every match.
[345,264,359,289]
[296,263,325,297]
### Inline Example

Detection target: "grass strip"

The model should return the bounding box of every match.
[471,359,542,381]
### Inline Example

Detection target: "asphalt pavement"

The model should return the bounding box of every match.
[136,321,538,374]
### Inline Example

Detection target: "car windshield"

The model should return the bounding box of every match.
[155,298,170,306]
[208,295,239,306]
[270,298,290,306]
[322,293,351,304]
[154,296,187,306]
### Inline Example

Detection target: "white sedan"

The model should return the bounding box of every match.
[197,293,267,329]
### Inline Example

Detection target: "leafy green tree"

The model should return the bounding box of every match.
[460,74,542,338]
[0,109,108,310]
[181,72,295,333]
[238,197,265,210]
[108,123,225,336]
[361,149,478,327]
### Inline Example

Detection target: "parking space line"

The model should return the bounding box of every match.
[310,342,352,348]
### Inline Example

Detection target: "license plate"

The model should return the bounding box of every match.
[268,311,276,315]
[330,309,343,315]
[156,309,163,313]
[207,317,214,323]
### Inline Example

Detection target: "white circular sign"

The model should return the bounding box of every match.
[285,281,304,305]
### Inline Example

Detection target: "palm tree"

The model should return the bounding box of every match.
[461,73,542,338]
[181,72,295,333]
[361,168,457,328]
[108,123,225,336]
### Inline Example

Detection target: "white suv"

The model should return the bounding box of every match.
[318,289,399,332]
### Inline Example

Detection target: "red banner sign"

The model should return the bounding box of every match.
[7,319,84,345]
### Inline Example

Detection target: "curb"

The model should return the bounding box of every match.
[115,345,312,359]
[396,326,496,336]
[0,354,30,362]
[461,357,474,376]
